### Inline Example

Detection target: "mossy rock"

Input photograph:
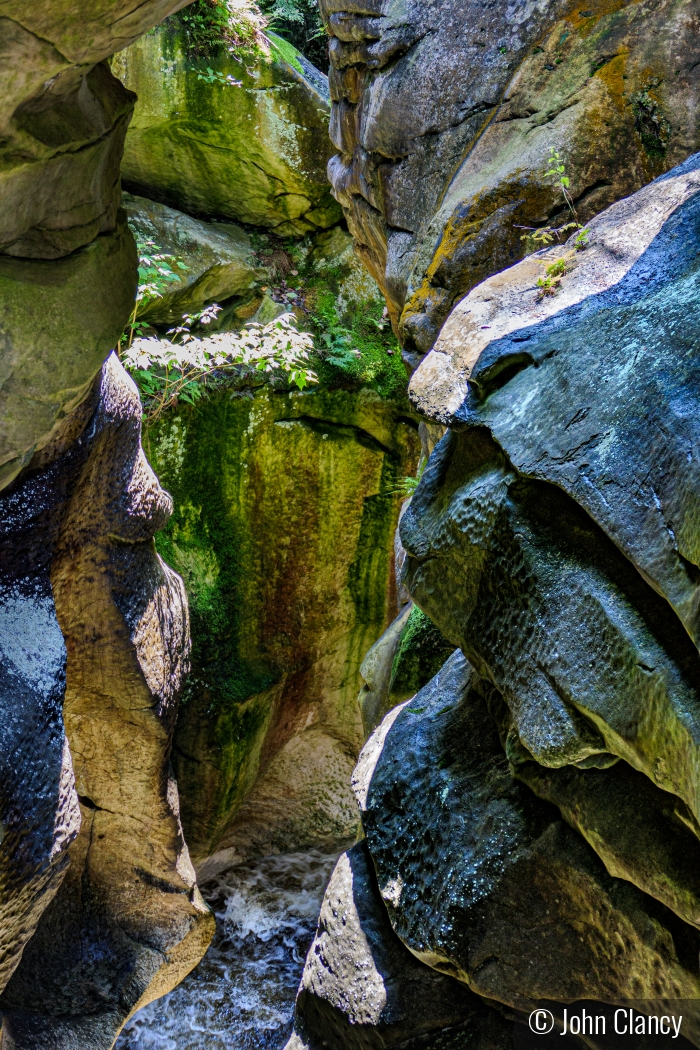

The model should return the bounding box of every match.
[111,24,341,236]
[145,383,420,861]
[0,212,136,490]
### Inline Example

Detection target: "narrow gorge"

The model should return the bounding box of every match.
[1,1,700,1049]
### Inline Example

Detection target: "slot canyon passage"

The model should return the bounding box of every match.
[3,0,700,1047]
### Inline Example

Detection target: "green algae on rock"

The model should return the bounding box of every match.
[111,23,341,236]
[0,212,137,491]
[145,383,419,867]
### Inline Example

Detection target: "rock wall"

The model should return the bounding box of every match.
[145,383,419,871]
[319,0,700,363]
[290,152,700,1049]
[0,2,216,1045]
[112,23,341,235]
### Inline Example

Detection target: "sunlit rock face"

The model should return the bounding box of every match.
[0,0,192,490]
[112,23,341,236]
[145,385,420,872]
[319,0,700,364]
[0,356,214,1049]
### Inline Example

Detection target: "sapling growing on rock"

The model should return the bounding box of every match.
[517,147,590,252]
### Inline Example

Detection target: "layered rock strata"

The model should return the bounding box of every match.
[319,0,700,362]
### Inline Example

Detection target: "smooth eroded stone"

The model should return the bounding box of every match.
[513,754,700,929]
[112,25,340,236]
[401,427,700,825]
[123,194,265,326]
[357,652,700,1014]
[0,0,192,260]
[0,355,214,1049]
[0,211,137,492]
[289,840,511,1050]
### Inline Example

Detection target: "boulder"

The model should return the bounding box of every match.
[0,211,136,492]
[123,193,265,326]
[287,840,510,1050]
[144,385,420,871]
[319,0,700,360]
[0,0,190,260]
[357,652,700,1017]
[112,25,341,236]
[0,355,214,1048]
[402,155,700,824]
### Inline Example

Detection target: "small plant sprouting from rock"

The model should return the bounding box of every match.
[389,457,426,500]
[122,313,317,424]
[517,147,589,251]
[125,239,188,348]
[536,257,568,298]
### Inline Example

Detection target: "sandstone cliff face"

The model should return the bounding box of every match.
[291,152,700,1050]
[0,356,214,1048]
[112,24,340,236]
[319,0,700,363]
[144,384,419,872]
[0,8,219,1041]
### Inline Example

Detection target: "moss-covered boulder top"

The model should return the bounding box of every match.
[111,23,341,236]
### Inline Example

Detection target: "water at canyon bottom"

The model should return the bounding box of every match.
[116,847,343,1050]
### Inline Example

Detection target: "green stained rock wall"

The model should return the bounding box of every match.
[146,383,419,864]
[111,24,340,236]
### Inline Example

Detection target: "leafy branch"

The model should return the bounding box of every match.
[122,313,317,424]
[124,238,188,348]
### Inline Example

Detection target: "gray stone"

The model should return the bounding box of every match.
[123,193,265,326]
[402,155,700,827]
[289,839,509,1050]
[357,652,700,1014]
[320,0,700,358]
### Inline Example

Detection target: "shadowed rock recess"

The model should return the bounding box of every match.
[288,157,700,1048]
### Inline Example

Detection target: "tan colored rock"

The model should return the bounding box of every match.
[0,355,214,1048]
[0,1,192,260]
[0,211,137,492]
[144,385,420,873]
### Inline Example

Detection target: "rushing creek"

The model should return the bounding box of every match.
[116,848,344,1050]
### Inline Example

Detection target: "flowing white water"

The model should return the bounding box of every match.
[116,848,343,1050]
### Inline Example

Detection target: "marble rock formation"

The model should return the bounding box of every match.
[319,0,700,363]
[112,24,341,236]
[0,356,214,1048]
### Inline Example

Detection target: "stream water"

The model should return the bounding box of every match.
[116,848,343,1050]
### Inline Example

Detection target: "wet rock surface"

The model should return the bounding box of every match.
[320,0,700,360]
[0,356,213,1048]
[356,652,700,1010]
[288,840,509,1050]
